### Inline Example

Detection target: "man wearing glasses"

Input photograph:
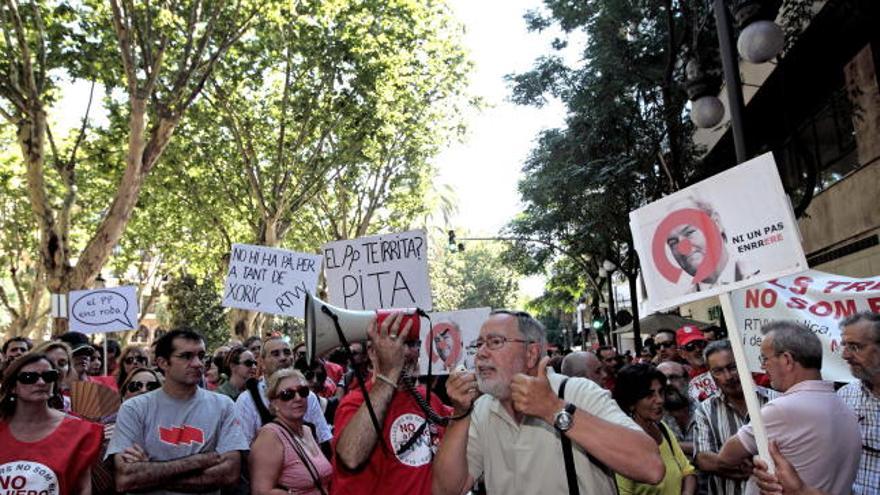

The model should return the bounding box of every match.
[717,321,861,495]
[677,325,718,401]
[693,340,777,495]
[837,311,880,494]
[332,312,451,495]
[107,328,248,494]
[433,310,664,495]
[652,328,682,364]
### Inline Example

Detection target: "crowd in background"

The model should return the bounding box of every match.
[0,310,878,494]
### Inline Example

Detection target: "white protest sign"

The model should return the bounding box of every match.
[68,286,139,334]
[729,269,880,382]
[629,152,807,312]
[322,229,432,311]
[222,243,322,319]
[418,307,491,376]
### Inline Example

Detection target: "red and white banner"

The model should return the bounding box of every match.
[630,153,808,312]
[729,270,880,382]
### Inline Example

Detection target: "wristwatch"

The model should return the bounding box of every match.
[553,402,577,432]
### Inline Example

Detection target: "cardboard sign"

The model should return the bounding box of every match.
[418,307,491,375]
[729,270,880,382]
[222,243,322,318]
[322,229,432,311]
[68,286,139,334]
[629,152,807,312]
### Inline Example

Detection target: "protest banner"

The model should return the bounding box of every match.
[322,229,432,311]
[729,269,880,382]
[629,152,807,313]
[418,307,491,375]
[68,286,139,334]
[629,152,812,473]
[222,243,323,319]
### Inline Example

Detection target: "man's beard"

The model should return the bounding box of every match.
[476,374,510,400]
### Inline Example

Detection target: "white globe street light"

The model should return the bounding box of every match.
[737,19,784,64]
[691,95,725,128]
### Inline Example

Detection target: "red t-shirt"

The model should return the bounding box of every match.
[0,415,102,495]
[331,383,451,495]
[324,360,344,384]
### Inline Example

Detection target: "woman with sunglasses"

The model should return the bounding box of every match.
[32,341,77,411]
[115,345,150,391]
[250,369,332,495]
[0,352,103,495]
[217,346,258,400]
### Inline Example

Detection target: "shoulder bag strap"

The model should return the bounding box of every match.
[246,378,274,426]
[273,420,328,495]
[558,378,580,495]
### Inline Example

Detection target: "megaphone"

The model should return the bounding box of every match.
[303,292,422,362]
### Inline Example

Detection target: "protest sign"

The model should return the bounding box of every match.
[68,286,138,334]
[322,229,432,311]
[629,152,807,312]
[729,269,880,382]
[418,307,491,375]
[222,243,322,319]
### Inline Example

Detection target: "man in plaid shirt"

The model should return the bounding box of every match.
[838,311,880,495]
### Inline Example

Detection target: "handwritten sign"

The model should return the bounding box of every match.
[68,286,138,334]
[322,229,432,311]
[729,269,880,382]
[418,307,491,375]
[222,243,322,318]
[630,153,807,312]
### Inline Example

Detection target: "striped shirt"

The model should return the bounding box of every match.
[838,381,880,495]
[693,388,776,495]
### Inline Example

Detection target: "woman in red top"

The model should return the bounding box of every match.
[0,352,102,495]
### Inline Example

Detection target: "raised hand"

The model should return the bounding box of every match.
[368,312,410,381]
[446,368,479,415]
[510,357,564,423]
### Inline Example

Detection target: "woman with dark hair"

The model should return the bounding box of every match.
[613,363,696,495]
[216,345,258,400]
[0,352,102,494]
[115,345,150,391]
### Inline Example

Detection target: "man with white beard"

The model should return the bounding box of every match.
[433,310,665,495]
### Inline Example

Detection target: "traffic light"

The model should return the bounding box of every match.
[590,307,604,330]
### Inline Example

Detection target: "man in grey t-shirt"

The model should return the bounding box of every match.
[107,329,248,494]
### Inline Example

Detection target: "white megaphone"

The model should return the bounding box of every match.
[303,292,422,362]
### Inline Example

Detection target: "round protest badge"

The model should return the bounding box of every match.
[0,461,59,495]
[425,322,463,370]
[651,208,724,285]
[389,413,433,467]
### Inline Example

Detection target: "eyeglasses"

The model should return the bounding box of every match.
[277,386,310,401]
[468,335,532,351]
[683,341,707,352]
[710,363,738,377]
[665,373,688,381]
[124,356,149,366]
[405,340,422,348]
[237,359,258,368]
[758,352,782,366]
[126,380,161,393]
[17,370,60,385]
[270,348,293,358]
[842,342,865,354]
[657,342,676,349]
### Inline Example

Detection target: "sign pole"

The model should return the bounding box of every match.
[718,292,775,473]
[103,338,109,376]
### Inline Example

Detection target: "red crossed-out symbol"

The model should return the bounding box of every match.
[159,425,204,446]
[651,208,724,285]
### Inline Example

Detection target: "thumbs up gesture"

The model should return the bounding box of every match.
[510,357,565,424]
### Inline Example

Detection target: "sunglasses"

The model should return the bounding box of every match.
[277,386,310,401]
[657,342,676,349]
[237,359,258,368]
[683,341,707,352]
[124,355,149,365]
[17,370,60,385]
[126,380,161,393]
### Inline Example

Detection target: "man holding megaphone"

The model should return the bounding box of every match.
[331,311,451,495]
[433,310,666,495]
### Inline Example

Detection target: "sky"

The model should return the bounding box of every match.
[436,0,583,298]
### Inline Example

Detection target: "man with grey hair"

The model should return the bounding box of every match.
[837,311,880,494]
[717,321,861,494]
[657,361,697,456]
[561,351,607,386]
[433,310,664,495]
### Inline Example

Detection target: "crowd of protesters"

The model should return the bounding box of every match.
[0,310,878,494]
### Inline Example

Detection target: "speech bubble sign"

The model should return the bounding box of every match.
[68,286,139,334]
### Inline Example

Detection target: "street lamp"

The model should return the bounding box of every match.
[601,260,617,345]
